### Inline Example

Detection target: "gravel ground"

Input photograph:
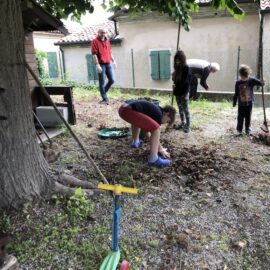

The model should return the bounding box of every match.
[5,93,270,270]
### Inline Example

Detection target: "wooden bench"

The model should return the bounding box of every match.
[35,86,76,125]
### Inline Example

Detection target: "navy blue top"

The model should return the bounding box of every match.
[172,65,191,96]
[233,77,262,107]
[126,100,163,125]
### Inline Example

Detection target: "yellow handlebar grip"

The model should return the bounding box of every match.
[120,186,138,195]
[98,184,115,191]
[98,184,138,195]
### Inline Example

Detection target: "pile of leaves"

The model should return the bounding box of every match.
[253,131,270,146]
[163,142,232,190]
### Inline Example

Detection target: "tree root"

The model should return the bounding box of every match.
[59,173,96,189]
[54,182,94,197]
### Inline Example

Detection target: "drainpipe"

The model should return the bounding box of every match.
[60,47,66,80]
[112,19,118,37]
[236,46,240,80]
[258,11,264,80]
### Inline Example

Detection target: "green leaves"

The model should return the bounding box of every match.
[38,0,94,20]
[37,0,245,29]
[104,0,244,31]
[66,188,94,223]
[212,0,245,20]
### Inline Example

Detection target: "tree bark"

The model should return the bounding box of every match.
[0,0,54,208]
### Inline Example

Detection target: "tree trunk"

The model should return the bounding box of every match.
[0,0,54,208]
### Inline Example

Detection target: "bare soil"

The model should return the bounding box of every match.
[5,92,270,269]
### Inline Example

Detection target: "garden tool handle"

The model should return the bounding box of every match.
[98,184,138,195]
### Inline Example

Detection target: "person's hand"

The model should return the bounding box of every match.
[96,64,102,74]
[159,147,170,158]
[261,79,265,86]
[113,60,117,69]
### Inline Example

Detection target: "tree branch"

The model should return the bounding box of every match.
[59,173,96,189]
[54,182,94,197]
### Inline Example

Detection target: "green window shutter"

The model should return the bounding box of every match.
[47,52,59,78]
[150,51,160,80]
[159,50,171,80]
[86,54,98,82]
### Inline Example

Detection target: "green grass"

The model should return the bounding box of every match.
[4,192,110,270]
[73,86,231,112]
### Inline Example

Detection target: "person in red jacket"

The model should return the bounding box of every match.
[91,28,116,104]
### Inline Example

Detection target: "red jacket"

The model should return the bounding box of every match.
[91,36,112,64]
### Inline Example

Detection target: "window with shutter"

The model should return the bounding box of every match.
[150,50,171,80]
[159,50,171,80]
[47,52,59,78]
[86,54,98,82]
[150,51,160,80]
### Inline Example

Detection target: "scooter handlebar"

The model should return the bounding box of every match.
[98,184,138,195]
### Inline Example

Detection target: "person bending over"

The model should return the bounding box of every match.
[119,100,176,168]
[187,59,220,99]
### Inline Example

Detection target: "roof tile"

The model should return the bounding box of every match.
[57,21,115,44]
[261,0,270,10]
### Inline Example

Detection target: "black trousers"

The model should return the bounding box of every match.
[237,104,252,132]
[190,75,198,100]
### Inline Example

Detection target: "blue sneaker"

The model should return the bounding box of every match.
[148,157,171,168]
[131,140,142,148]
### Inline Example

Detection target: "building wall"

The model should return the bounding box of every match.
[61,44,121,85]
[62,46,91,83]
[263,13,270,91]
[115,12,260,92]
[33,32,64,80]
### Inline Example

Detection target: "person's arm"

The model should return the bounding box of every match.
[91,39,102,73]
[172,71,176,82]
[111,53,117,67]
[252,77,265,87]
[233,82,238,107]
[92,54,102,73]
[200,67,210,90]
[92,54,99,65]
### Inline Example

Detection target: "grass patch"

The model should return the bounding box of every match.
[6,191,110,270]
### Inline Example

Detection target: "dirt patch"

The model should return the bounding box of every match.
[4,91,270,270]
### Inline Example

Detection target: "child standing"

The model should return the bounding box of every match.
[172,50,191,133]
[233,64,265,135]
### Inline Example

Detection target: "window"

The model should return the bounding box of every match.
[150,50,171,80]
[86,54,98,82]
[47,52,59,78]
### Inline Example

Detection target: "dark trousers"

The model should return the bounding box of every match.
[237,104,252,132]
[98,63,115,101]
[176,95,190,127]
[190,75,198,100]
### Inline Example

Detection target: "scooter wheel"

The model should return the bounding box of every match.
[119,260,129,270]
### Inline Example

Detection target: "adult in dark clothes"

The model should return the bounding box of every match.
[119,100,176,168]
[233,64,264,135]
[187,59,220,99]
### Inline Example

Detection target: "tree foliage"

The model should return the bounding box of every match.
[36,0,244,30]
[104,0,244,31]
[36,0,94,20]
